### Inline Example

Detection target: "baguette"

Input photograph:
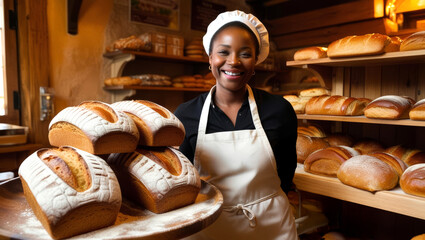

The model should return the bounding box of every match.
[304,146,359,177]
[327,33,392,58]
[400,163,425,198]
[305,95,369,116]
[293,46,327,61]
[364,95,414,119]
[400,31,425,51]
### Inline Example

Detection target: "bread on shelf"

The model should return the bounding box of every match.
[364,95,414,119]
[304,146,359,177]
[111,100,185,147]
[107,146,201,213]
[368,152,408,177]
[293,46,327,61]
[296,134,329,163]
[385,145,425,166]
[324,133,354,147]
[400,163,425,198]
[299,87,330,98]
[409,99,425,120]
[353,138,385,154]
[305,95,369,116]
[400,31,425,51]
[297,124,327,138]
[18,146,122,239]
[48,101,139,155]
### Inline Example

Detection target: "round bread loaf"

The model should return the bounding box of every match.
[368,152,408,177]
[296,134,329,163]
[400,31,425,51]
[304,146,359,177]
[400,163,425,198]
[337,155,399,192]
[107,146,201,213]
[18,146,122,239]
[353,139,385,154]
[111,100,185,147]
[48,101,139,155]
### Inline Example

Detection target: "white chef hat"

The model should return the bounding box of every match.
[203,10,269,65]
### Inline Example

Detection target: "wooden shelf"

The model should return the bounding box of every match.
[296,114,425,127]
[287,49,425,67]
[104,50,210,63]
[104,85,210,92]
[294,164,425,220]
[0,143,42,154]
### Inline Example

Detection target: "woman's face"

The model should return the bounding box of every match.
[209,25,257,93]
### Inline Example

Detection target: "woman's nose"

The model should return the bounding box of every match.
[228,53,241,65]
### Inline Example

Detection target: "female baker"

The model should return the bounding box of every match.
[175,10,298,240]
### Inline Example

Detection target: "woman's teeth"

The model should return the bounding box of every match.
[224,71,242,76]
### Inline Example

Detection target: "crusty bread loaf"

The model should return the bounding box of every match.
[293,46,328,61]
[385,36,402,52]
[364,95,414,119]
[410,99,425,120]
[296,134,329,163]
[297,124,327,138]
[325,133,354,147]
[400,163,425,198]
[299,87,330,98]
[111,100,185,147]
[107,146,201,213]
[283,95,304,113]
[327,33,392,58]
[304,146,359,177]
[337,155,399,192]
[49,101,139,154]
[385,145,425,166]
[368,152,408,177]
[353,139,385,154]
[400,31,425,51]
[305,95,369,116]
[18,146,122,239]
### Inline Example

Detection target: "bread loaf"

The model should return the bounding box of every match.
[364,95,414,119]
[304,146,359,177]
[18,146,122,239]
[368,152,408,177]
[107,146,201,213]
[111,100,185,147]
[325,133,354,147]
[400,163,425,198]
[410,99,425,120]
[353,139,385,154]
[327,33,392,58]
[305,95,369,116]
[385,145,425,166]
[283,95,305,113]
[297,124,326,138]
[48,101,139,155]
[411,233,425,240]
[299,87,330,98]
[296,134,329,163]
[293,46,327,61]
[337,155,399,192]
[400,31,425,51]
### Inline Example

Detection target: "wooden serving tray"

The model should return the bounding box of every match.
[0,178,223,240]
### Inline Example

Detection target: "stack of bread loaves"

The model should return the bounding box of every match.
[284,87,330,114]
[18,100,201,239]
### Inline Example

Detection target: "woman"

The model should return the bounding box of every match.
[175,10,298,240]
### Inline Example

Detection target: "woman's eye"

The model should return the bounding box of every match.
[241,52,252,58]
[218,50,228,55]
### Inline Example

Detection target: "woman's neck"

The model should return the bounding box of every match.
[213,85,247,126]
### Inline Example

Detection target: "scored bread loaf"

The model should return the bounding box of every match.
[400,163,425,198]
[410,99,425,120]
[111,100,185,147]
[297,124,326,138]
[18,146,122,239]
[48,101,139,155]
[385,145,425,166]
[327,33,393,58]
[325,133,354,147]
[364,95,414,119]
[337,155,399,192]
[293,46,327,61]
[304,146,359,177]
[353,139,385,154]
[305,95,369,116]
[296,134,329,163]
[368,152,408,177]
[107,146,201,213]
[400,31,425,51]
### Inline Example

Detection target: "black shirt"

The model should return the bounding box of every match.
[174,88,298,193]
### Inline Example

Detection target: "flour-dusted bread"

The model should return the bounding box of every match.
[364,95,414,119]
[111,100,185,147]
[18,146,122,239]
[400,163,425,198]
[48,101,139,155]
[327,33,393,58]
[293,46,327,61]
[107,146,201,213]
[400,31,425,51]
[337,155,399,192]
[304,146,359,177]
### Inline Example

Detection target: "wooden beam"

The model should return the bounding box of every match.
[273,18,397,50]
[265,0,383,36]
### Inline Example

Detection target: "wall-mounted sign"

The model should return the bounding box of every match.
[191,0,226,32]
[130,0,180,30]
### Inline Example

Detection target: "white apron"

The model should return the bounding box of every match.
[185,85,297,240]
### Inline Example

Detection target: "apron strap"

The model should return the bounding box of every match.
[222,191,279,228]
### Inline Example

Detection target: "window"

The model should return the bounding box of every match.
[0,0,19,125]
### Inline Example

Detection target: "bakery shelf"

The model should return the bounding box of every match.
[104,85,211,92]
[286,49,425,67]
[104,50,210,64]
[294,164,425,220]
[296,114,425,127]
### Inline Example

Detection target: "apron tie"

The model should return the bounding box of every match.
[223,192,279,228]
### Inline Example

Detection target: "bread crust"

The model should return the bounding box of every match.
[400,31,425,51]
[410,99,425,120]
[364,95,413,119]
[385,145,425,166]
[368,152,408,177]
[325,133,354,147]
[400,163,425,198]
[296,134,329,163]
[328,33,392,58]
[353,139,385,154]
[305,95,369,116]
[293,46,327,61]
[299,87,330,97]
